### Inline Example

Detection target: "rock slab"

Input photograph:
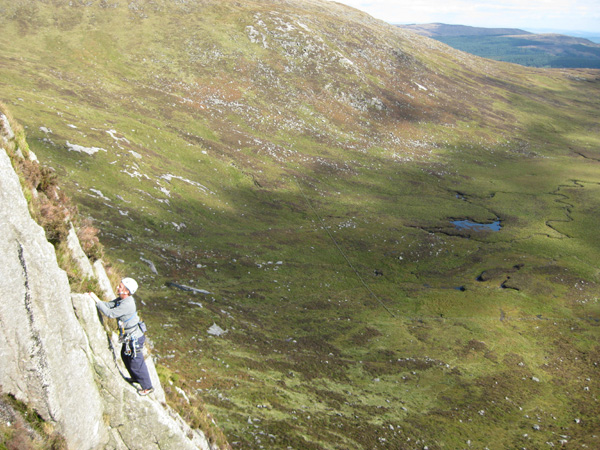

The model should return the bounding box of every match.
[0,146,212,450]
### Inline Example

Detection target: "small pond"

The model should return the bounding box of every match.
[452,219,501,231]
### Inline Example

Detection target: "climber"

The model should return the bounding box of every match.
[89,277,154,396]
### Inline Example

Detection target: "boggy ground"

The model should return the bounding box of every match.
[133,133,600,448]
[1,1,599,448]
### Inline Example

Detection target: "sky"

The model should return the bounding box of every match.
[329,0,600,34]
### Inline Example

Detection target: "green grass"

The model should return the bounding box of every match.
[1,1,600,448]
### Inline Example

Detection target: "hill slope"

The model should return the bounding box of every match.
[399,23,600,68]
[1,1,600,449]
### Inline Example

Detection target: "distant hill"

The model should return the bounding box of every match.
[398,23,600,68]
[399,23,532,37]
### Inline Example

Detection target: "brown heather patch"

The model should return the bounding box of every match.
[12,153,77,245]
[76,218,104,261]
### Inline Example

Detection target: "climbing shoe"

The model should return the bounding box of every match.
[138,388,154,396]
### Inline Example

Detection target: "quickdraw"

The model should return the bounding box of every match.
[122,335,139,358]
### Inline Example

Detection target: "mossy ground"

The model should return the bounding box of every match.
[1,1,599,448]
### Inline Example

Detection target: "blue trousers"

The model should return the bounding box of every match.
[121,334,153,390]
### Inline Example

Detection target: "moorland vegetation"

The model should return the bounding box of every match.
[1,0,599,449]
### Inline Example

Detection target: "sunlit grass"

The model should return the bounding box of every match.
[1,1,600,448]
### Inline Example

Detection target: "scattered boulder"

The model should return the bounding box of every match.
[141,256,159,274]
[208,323,227,337]
[167,281,212,294]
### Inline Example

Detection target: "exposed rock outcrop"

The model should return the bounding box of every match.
[0,117,214,449]
[67,223,96,279]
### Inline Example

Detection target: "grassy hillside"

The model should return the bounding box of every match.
[1,1,599,449]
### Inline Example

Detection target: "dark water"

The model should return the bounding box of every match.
[452,219,501,231]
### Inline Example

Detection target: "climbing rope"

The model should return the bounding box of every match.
[293,177,396,318]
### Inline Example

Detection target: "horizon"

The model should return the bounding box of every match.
[391,22,600,39]
[330,0,600,35]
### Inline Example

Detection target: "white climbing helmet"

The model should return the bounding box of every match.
[121,277,138,295]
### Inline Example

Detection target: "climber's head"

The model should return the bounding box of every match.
[118,277,138,298]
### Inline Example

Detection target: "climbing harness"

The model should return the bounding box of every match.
[118,312,139,341]
[120,318,148,359]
